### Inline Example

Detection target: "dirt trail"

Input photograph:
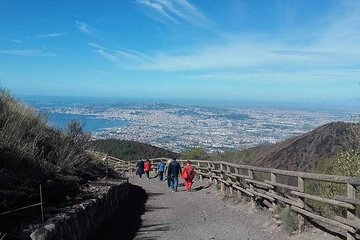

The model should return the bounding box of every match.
[129,175,339,240]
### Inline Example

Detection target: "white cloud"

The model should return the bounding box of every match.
[184,69,360,82]
[128,3,360,72]
[94,49,120,63]
[114,50,150,63]
[88,43,149,65]
[137,0,176,22]
[88,42,106,50]
[76,20,95,34]
[137,0,209,26]
[0,49,55,57]
[12,39,21,44]
[30,33,67,39]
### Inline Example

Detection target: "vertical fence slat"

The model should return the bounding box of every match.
[346,183,356,240]
[198,161,203,182]
[297,177,305,233]
[234,167,242,198]
[39,184,44,226]
[270,173,277,210]
[248,169,255,208]
[226,165,233,195]
[220,163,225,193]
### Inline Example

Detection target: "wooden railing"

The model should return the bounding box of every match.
[96,153,360,240]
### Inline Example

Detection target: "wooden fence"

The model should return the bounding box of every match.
[95,152,360,240]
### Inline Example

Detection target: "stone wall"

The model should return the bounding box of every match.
[30,180,129,240]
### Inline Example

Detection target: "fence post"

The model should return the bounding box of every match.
[39,184,44,226]
[297,177,305,233]
[234,167,242,198]
[226,165,233,195]
[248,169,255,208]
[270,173,277,210]
[346,183,356,240]
[220,163,225,193]
[207,162,213,183]
[198,161,203,182]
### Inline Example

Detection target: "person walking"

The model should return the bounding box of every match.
[181,160,195,192]
[167,157,182,192]
[157,160,166,181]
[144,159,152,179]
[136,159,144,179]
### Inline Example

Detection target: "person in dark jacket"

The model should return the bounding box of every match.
[167,157,182,192]
[136,159,144,179]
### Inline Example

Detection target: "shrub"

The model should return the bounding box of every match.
[0,90,114,215]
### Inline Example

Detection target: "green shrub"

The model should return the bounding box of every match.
[181,147,210,160]
[308,149,360,217]
[274,206,298,234]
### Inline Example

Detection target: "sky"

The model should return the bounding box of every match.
[0,0,360,103]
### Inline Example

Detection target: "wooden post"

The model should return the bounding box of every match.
[226,165,233,195]
[234,167,242,198]
[39,184,44,226]
[198,162,203,182]
[207,162,213,183]
[346,183,356,240]
[220,163,225,193]
[248,169,255,208]
[212,163,218,185]
[297,176,305,233]
[269,172,278,213]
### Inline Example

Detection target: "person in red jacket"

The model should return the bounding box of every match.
[181,160,195,192]
[144,159,152,179]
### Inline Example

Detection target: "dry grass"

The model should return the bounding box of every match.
[0,90,117,216]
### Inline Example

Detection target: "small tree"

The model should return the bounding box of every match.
[66,120,91,144]
[181,147,209,160]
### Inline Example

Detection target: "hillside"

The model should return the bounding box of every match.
[91,139,179,160]
[0,91,116,232]
[224,122,360,171]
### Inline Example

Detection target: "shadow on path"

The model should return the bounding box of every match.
[90,184,148,240]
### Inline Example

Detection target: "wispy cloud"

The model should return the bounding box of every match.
[12,39,21,44]
[88,43,149,65]
[94,49,120,63]
[89,69,113,76]
[138,0,176,22]
[30,32,67,39]
[76,20,95,34]
[184,69,360,82]
[132,39,360,72]
[270,50,340,58]
[88,42,106,50]
[0,49,55,57]
[137,0,209,26]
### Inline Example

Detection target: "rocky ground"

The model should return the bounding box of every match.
[129,174,341,240]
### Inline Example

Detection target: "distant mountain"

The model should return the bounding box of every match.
[218,122,360,172]
[91,139,179,161]
[250,122,360,171]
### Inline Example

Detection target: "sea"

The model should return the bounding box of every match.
[44,112,128,132]
[20,95,129,133]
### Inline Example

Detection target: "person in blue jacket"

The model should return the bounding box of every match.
[157,160,166,181]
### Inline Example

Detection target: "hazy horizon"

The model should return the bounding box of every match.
[18,93,360,113]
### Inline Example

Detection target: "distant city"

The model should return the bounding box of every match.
[23,96,356,153]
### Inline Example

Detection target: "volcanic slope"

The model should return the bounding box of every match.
[250,122,360,171]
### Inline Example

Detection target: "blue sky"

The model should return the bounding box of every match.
[0,0,359,103]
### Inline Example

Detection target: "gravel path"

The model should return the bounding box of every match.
[129,175,340,240]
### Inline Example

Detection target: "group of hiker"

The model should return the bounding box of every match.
[135,158,195,192]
